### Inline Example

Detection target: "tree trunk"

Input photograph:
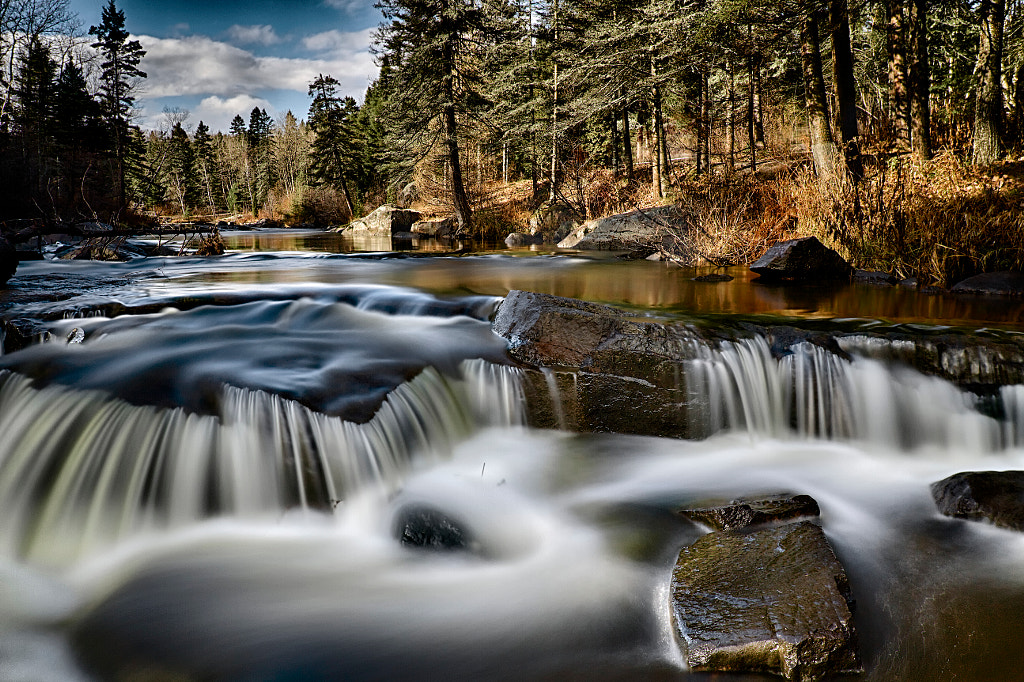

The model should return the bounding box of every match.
[887,0,909,144]
[908,0,932,160]
[973,0,1005,165]
[697,72,707,176]
[622,99,634,181]
[831,0,863,179]
[728,60,736,172]
[549,0,559,203]
[800,9,841,181]
[442,39,471,230]
[748,51,757,173]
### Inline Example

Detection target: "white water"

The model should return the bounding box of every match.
[1,298,1024,679]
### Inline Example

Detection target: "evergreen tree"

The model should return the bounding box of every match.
[193,121,219,213]
[90,0,147,214]
[374,0,505,230]
[308,73,361,217]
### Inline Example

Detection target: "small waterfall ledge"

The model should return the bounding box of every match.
[496,290,1024,448]
[0,359,525,566]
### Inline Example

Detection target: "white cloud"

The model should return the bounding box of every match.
[138,34,376,99]
[301,27,374,54]
[226,24,283,47]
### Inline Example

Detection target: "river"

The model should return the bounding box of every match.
[0,228,1022,681]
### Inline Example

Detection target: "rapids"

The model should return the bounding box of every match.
[0,230,1022,680]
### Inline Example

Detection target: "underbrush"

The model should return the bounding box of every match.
[792,152,1024,286]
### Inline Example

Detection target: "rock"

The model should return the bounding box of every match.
[0,238,17,286]
[677,494,821,531]
[528,201,581,243]
[852,269,896,285]
[671,521,860,681]
[411,217,455,238]
[693,273,733,283]
[951,271,1024,297]
[336,205,421,235]
[504,232,541,247]
[931,470,1024,531]
[396,182,419,209]
[558,205,684,252]
[750,236,852,281]
[392,504,474,551]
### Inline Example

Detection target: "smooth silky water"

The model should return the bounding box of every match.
[0,229,1023,680]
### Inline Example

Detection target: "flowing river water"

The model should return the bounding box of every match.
[1,229,1023,680]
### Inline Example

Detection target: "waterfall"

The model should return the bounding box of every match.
[685,336,1018,449]
[0,360,525,566]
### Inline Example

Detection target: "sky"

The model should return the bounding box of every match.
[67,0,384,132]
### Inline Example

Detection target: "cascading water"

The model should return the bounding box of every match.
[1,252,1024,681]
[0,359,525,567]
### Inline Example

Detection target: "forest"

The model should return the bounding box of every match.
[3,0,1024,283]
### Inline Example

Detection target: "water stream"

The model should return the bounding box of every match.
[1,230,1023,680]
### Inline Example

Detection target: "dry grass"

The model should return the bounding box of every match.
[791,152,1024,286]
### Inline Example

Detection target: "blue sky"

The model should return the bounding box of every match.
[68,0,383,132]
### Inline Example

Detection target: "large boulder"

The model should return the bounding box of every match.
[750,236,852,281]
[951,271,1024,297]
[411,217,455,238]
[677,494,821,531]
[671,521,860,681]
[528,201,581,243]
[505,232,542,247]
[558,205,684,252]
[337,205,421,235]
[931,470,1024,530]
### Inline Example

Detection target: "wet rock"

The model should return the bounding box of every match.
[558,205,683,252]
[528,201,581,243]
[750,237,852,282]
[505,232,541,247]
[493,290,701,382]
[931,470,1024,531]
[693,273,733,283]
[671,521,859,681]
[336,205,421,235]
[677,494,821,531]
[411,217,455,238]
[392,504,474,551]
[0,238,17,286]
[951,271,1024,297]
[852,269,896,285]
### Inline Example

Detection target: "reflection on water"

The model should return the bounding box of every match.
[221,228,464,254]
[6,250,1024,332]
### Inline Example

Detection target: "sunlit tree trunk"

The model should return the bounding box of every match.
[973,0,1005,165]
[800,9,841,181]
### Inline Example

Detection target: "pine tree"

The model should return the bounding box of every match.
[89,0,146,214]
[374,0,505,230]
[308,74,361,217]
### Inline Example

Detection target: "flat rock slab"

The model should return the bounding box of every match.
[931,470,1024,530]
[671,521,859,681]
[677,494,821,531]
[950,271,1024,297]
[750,236,852,281]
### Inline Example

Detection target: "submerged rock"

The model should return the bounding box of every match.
[392,504,475,552]
[750,236,852,282]
[337,205,421,235]
[505,232,541,247]
[852,269,896,286]
[557,205,684,252]
[677,494,821,531]
[951,271,1024,297]
[931,470,1024,530]
[671,521,859,681]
